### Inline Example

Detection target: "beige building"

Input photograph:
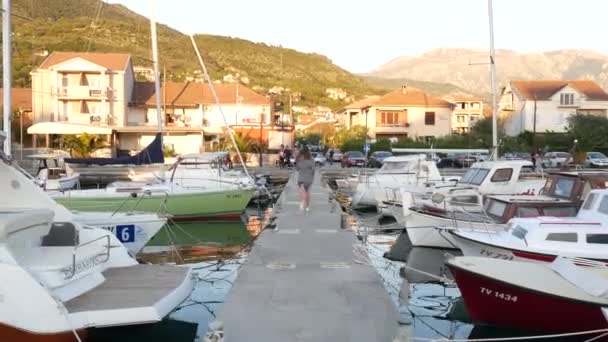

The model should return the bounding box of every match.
[30,52,134,129]
[450,98,484,134]
[340,87,453,141]
[28,51,293,154]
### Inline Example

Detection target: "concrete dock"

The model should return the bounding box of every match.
[218,171,399,341]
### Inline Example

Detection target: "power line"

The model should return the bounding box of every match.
[85,0,105,52]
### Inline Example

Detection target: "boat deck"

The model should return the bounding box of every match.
[218,172,398,341]
[66,264,189,312]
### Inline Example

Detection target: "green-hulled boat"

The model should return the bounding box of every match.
[53,182,255,221]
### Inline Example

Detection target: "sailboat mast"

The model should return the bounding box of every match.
[189,35,253,181]
[2,0,12,156]
[488,0,498,160]
[149,0,163,135]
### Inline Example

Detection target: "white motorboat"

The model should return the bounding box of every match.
[2,158,166,255]
[384,160,551,248]
[28,153,80,191]
[384,160,545,226]
[0,157,194,340]
[403,170,608,249]
[351,154,456,209]
[450,188,608,262]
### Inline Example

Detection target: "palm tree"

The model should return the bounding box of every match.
[63,133,108,158]
[217,132,260,165]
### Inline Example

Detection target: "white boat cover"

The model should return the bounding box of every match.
[550,256,608,298]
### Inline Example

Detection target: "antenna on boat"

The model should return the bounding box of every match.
[488,0,498,160]
[2,0,12,156]
[189,35,253,181]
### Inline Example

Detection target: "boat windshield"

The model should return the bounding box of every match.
[484,199,507,218]
[460,168,490,185]
[379,161,414,174]
[552,177,576,198]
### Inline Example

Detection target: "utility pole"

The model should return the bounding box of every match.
[3,0,12,156]
[488,0,498,160]
[533,94,537,153]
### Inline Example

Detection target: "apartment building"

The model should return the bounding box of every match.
[499,80,608,136]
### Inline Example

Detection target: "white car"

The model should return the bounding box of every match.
[541,152,570,168]
[585,152,608,168]
[312,152,327,166]
[326,150,343,162]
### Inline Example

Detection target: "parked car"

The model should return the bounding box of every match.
[503,152,530,161]
[541,152,571,168]
[436,153,476,168]
[326,149,343,162]
[341,151,367,168]
[585,152,608,168]
[367,151,393,168]
[312,152,326,166]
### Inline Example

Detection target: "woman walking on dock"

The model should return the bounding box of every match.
[296,146,315,211]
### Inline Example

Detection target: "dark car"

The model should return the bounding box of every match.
[436,153,477,168]
[341,151,367,168]
[367,151,393,168]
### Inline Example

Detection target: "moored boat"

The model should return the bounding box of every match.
[447,256,608,334]
[450,188,608,262]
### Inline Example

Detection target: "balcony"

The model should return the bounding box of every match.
[375,123,409,133]
[53,86,109,99]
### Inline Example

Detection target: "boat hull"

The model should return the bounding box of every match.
[405,211,462,249]
[450,231,608,264]
[447,261,608,333]
[0,326,86,342]
[56,188,254,221]
[73,213,166,254]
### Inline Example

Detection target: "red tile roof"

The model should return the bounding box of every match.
[344,95,381,110]
[511,80,608,101]
[372,87,452,107]
[38,52,131,71]
[0,88,32,111]
[132,81,270,107]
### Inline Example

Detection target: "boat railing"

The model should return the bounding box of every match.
[64,234,111,280]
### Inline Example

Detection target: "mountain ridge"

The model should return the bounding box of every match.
[6,0,377,109]
[368,48,608,95]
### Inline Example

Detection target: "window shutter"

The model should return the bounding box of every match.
[376,111,383,125]
[399,110,407,125]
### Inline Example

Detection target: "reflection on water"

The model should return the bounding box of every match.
[135,206,271,340]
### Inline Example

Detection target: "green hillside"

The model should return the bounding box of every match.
[6,0,377,108]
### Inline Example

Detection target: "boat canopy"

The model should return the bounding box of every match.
[65,133,164,166]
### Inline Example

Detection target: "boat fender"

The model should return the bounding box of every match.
[130,192,138,198]
[204,320,224,342]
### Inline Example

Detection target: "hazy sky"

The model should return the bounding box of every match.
[108,0,608,73]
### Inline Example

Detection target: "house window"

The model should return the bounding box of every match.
[61,74,69,87]
[560,93,574,106]
[456,115,465,123]
[471,102,480,109]
[377,110,406,126]
[470,115,478,122]
[79,73,89,86]
[425,112,435,125]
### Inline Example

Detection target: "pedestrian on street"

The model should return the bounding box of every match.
[328,149,334,166]
[296,146,315,212]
